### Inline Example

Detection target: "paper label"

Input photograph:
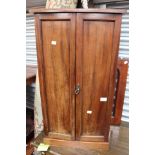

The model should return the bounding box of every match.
[51,41,56,45]
[100,97,107,102]
[37,143,50,152]
[87,110,92,114]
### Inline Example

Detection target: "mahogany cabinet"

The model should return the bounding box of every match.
[31,8,125,151]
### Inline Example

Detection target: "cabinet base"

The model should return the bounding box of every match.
[43,137,109,151]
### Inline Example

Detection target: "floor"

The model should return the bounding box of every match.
[33,124,129,155]
[105,125,129,155]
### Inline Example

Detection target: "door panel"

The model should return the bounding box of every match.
[35,13,122,142]
[76,13,120,142]
[37,14,75,140]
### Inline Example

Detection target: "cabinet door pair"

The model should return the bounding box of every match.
[35,13,121,142]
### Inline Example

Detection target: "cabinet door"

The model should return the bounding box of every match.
[76,13,122,142]
[35,13,76,140]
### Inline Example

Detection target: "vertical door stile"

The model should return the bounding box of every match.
[75,13,83,140]
[70,13,76,140]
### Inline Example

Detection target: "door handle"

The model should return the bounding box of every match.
[75,84,80,95]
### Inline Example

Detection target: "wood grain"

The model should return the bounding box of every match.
[103,15,122,141]
[35,14,76,140]
[43,137,109,151]
[34,11,123,148]
[76,13,122,142]
[35,15,49,134]
[111,58,128,125]
[32,125,129,155]
[42,20,71,137]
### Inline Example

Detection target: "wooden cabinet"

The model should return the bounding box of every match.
[32,8,125,151]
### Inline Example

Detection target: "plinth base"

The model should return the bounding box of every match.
[43,137,109,152]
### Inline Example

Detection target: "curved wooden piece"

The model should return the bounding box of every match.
[111,58,129,125]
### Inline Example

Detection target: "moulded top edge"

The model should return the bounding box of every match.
[29,8,127,14]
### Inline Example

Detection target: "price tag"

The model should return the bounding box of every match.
[100,97,107,102]
[87,110,92,114]
[37,143,50,152]
[51,41,56,45]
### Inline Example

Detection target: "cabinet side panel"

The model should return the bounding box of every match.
[34,16,49,134]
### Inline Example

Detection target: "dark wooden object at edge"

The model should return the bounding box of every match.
[111,58,128,125]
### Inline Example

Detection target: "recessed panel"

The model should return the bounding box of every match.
[42,20,72,138]
[81,20,114,138]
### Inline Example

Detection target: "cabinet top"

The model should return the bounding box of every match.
[29,8,126,14]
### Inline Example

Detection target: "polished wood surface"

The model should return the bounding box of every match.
[35,13,76,140]
[26,65,37,85]
[76,13,122,142]
[34,10,123,150]
[30,8,126,14]
[111,58,129,125]
[104,15,122,142]
[76,13,121,142]
[43,137,109,151]
[32,124,129,155]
